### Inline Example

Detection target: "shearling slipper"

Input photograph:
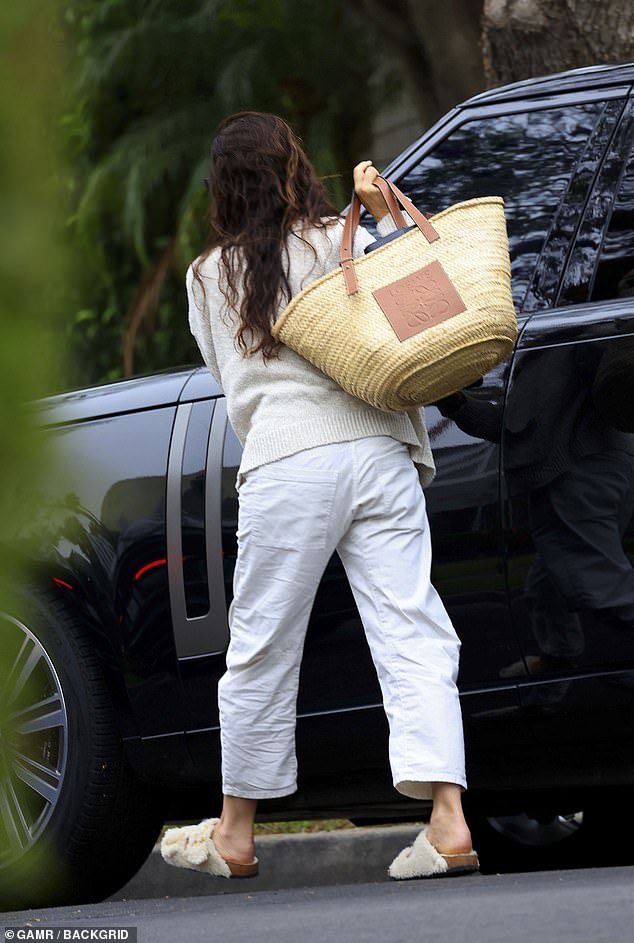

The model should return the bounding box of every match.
[388,827,479,880]
[160,817,259,878]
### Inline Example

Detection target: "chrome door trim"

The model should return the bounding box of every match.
[167,399,229,658]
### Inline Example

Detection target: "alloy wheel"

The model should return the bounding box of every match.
[0,611,68,868]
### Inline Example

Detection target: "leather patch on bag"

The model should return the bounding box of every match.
[373,260,467,342]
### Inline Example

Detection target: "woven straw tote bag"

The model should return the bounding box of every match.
[271,176,518,411]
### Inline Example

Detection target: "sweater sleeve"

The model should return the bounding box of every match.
[352,210,413,257]
[186,263,222,386]
[436,391,503,444]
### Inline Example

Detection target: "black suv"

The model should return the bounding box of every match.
[2,62,634,909]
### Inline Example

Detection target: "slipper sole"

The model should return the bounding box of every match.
[389,863,480,881]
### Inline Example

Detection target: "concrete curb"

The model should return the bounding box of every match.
[108,825,424,900]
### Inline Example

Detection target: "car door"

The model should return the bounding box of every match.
[379,82,632,791]
[502,96,634,786]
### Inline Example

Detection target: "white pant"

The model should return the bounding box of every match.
[218,435,466,800]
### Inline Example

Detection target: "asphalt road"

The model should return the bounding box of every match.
[3,867,633,943]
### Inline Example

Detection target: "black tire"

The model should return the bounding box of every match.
[0,585,167,910]
[466,793,634,874]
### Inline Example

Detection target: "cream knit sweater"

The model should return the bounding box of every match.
[186,214,435,488]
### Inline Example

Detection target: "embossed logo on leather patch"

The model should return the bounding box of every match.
[373,260,466,342]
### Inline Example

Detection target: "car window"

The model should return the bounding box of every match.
[558,99,634,306]
[591,140,634,301]
[387,104,606,310]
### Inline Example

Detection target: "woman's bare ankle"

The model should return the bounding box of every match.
[214,795,257,863]
[427,811,472,855]
[213,821,255,864]
[427,782,472,854]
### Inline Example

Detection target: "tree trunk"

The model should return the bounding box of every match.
[482,0,634,89]
[357,0,486,128]
[122,241,176,377]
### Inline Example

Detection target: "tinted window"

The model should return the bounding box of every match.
[592,142,634,301]
[392,104,605,309]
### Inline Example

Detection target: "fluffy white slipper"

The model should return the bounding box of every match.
[388,827,479,880]
[160,817,258,878]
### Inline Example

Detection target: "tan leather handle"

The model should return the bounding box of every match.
[382,178,440,245]
[340,190,361,294]
[372,178,407,229]
[340,176,439,295]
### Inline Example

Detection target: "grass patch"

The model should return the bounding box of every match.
[254,819,353,835]
[158,819,354,842]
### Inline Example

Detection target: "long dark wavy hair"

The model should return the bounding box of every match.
[193,112,340,361]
